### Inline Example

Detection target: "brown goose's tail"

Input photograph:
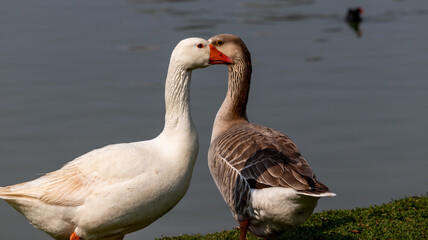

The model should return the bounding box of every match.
[295,178,336,198]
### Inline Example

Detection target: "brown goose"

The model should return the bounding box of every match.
[208,34,335,240]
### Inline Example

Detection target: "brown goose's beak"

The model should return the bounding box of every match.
[209,44,233,65]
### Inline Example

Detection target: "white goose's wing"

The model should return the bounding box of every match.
[1,164,98,207]
[0,142,150,207]
[208,123,332,215]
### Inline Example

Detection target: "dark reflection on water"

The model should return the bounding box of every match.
[127,0,196,4]
[238,0,316,9]
[135,7,206,16]
[240,13,342,25]
[363,8,428,23]
[125,44,159,51]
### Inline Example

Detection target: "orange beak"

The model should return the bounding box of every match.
[209,44,233,65]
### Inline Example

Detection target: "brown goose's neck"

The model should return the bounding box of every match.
[227,62,252,119]
[212,61,252,141]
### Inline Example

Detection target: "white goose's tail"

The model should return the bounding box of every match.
[0,186,20,200]
[0,182,40,201]
[0,186,9,198]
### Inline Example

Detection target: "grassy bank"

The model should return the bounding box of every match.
[157,195,427,240]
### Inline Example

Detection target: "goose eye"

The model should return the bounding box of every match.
[197,43,204,48]
[216,40,224,46]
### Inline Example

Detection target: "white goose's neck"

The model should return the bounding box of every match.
[162,61,194,134]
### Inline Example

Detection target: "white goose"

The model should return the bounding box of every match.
[0,38,232,240]
[207,34,335,240]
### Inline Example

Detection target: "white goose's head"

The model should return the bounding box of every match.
[171,38,233,70]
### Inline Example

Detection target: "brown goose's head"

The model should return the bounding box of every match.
[208,34,251,66]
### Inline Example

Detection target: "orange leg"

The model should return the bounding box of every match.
[70,232,81,240]
[239,219,249,240]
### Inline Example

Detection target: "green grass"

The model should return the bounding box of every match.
[157,195,427,240]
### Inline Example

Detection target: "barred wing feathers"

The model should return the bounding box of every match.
[208,123,332,214]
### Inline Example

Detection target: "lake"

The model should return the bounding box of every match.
[1,0,427,239]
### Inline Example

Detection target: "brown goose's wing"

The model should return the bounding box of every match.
[208,123,331,214]
[208,127,253,215]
